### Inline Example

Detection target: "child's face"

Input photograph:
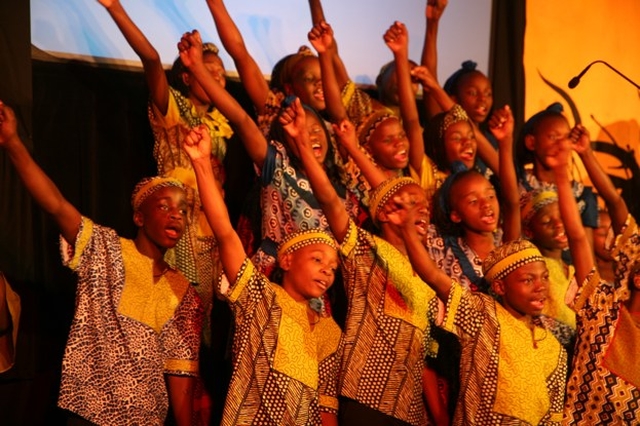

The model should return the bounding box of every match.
[378,65,420,107]
[284,243,338,301]
[527,202,568,252]
[453,71,493,124]
[449,173,499,233]
[186,53,226,106]
[443,121,477,170]
[136,186,187,249]
[289,57,325,112]
[389,183,430,236]
[306,113,329,164]
[527,115,571,168]
[495,261,549,317]
[594,211,613,262]
[368,117,410,171]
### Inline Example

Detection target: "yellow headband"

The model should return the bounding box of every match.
[483,240,544,283]
[369,177,418,226]
[131,176,184,211]
[356,108,395,147]
[277,229,337,259]
[520,189,558,230]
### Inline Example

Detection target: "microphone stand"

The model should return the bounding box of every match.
[568,60,640,90]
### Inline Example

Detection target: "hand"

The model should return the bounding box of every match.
[488,105,514,145]
[183,124,212,162]
[279,97,310,151]
[410,65,438,91]
[569,123,592,155]
[308,21,334,54]
[0,101,19,148]
[384,190,420,229]
[332,119,358,152]
[97,0,118,9]
[426,0,448,20]
[177,30,204,70]
[383,21,408,54]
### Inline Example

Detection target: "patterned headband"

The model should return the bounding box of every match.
[520,189,558,230]
[440,104,470,138]
[131,176,185,211]
[277,229,337,259]
[483,239,544,283]
[356,108,395,147]
[369,176,418,226]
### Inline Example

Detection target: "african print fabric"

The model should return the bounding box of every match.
[220,259,341,425]
[57,217,203,426]
[337,220,439,426]
[563,214,640,425]
[442,282,566,425]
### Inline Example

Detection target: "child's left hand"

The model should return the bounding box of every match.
[410,66,437,92]
[569,124,591,155]
[183,124,212,161]
[279,97,309,150]
[385,191,420,230]
[177,30,204,70]
[383,21,408,54]
[308,21,334,54]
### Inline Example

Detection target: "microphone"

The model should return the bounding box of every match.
[568,60,640,89]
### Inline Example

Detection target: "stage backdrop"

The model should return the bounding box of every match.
[30,0,492,86]
[524,0,640,216]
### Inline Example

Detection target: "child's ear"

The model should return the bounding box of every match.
[133,211,144,228]
[278,253,293,271]
[181,72,191,88]
[524,226,533,240]
[450,210,462,224]
[283,83,295,96]
[524,134,536,152]
[491,279,506,297]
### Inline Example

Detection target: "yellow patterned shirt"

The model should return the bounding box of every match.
[442,281,566,425]
[220,259,341,425]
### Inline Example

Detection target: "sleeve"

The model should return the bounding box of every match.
[162,287,204,376]
[440,281,486,341]
[260,143,279,184]
[316,320,342,415]
[578,184,598,229]
[219,259,275,325]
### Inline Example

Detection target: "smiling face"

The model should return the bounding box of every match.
[367,116,410,171]
[443,120,477,170]
[526,201,568,253]
[288,56,325,112]
[449,172,499,234]
[134,186,187,250]
[453,71,493,124]
[280,243,338,302]
[493,261,549,317]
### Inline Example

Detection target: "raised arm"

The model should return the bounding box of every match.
[281,98,350,243]
[571,124,628,234]
[0,102,81,245]
[205,0,270,114]
[383,21,424,174]
[97,0,170,114]
[307,0,348,86]
[488,105,519,241]
[178,30,268,168]
[548,138,594,284]
[184,125,245,280]
[308,21,347,123]
[420,0,448,118]
[333,118,387,189]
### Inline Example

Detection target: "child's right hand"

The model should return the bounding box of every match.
[569,124,592,156]
[488,105,514,145]
[183,125,212,162]
[383,21,408,55]
[177,30,204,70]
[308,21,334,55]
[0,102,19,148]
[544,136,571,172]
[279,97,309,149]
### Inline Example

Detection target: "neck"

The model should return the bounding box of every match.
[596,258,615,282]
[381,226,408,256]
[534,162,557,184]
[463,231,495,261]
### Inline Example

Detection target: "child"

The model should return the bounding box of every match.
[183,123,342,426]
[398,207,567,424]
[97,0,233,348]
[0,101,203,426]
[0,271,19,373]
[282,97,441,425]
[546,127,639,425]
[515,103,598,246]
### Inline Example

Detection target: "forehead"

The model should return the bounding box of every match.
[458,71,490,89]
[144,186,186,204]
[293,56,320,76]
[453,173,492,193]
[535,114,569,133]
[394,182,426,199]
[506,260,548,279]
[293,242,338,258]
[532,201,559,218]
[445,120,473,136]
